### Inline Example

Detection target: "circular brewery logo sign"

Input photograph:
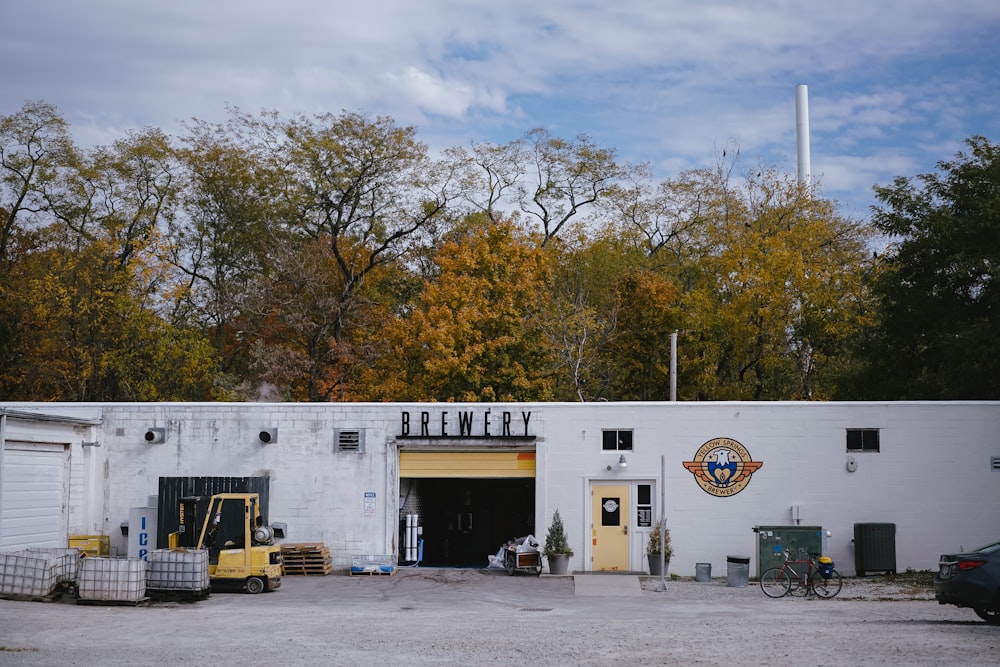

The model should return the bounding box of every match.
[682,437,763,497]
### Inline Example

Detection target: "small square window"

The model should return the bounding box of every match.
[846,428,879,452]
[602,429,633,451]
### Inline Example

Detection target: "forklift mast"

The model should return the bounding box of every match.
[174,494,265,551]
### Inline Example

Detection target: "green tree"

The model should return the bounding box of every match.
[170,115,287,395]
[604,268,680,400]
[853,136,1000,398]
[533,230,643,401]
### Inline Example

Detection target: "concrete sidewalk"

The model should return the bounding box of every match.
[572,574,643,596]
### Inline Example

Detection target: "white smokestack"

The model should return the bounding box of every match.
[795,84,811,187]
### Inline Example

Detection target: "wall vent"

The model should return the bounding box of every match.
[992,456,1000,471]
[336,429,364,453]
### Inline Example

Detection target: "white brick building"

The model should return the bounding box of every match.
[2,401,998,577]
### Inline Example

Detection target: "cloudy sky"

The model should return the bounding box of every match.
[3,1,998,219]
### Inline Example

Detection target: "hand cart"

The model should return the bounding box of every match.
[503,545,542,576]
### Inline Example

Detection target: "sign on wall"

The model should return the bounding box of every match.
[682,437,763,497]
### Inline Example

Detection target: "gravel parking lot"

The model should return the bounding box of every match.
[0,569,996,666]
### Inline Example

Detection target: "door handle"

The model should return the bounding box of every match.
[623,525,628,535]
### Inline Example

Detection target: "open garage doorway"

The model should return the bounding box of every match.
[398,449,537,567]
[400,477,535,567]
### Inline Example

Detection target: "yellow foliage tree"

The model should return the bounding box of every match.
[358,216,555,401]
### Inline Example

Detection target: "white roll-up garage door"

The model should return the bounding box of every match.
[0,442,68,549]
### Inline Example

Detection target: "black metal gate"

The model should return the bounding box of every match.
[156,476,270,549]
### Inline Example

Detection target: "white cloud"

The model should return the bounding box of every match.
[2,1,998,217]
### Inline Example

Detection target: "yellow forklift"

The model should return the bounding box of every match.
[170,493,282,593]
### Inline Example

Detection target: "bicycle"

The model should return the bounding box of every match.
[759,549,843,599]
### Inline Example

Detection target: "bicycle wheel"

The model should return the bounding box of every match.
[760,567,792,598]
[810,569,843,598]
[786,567,809,596]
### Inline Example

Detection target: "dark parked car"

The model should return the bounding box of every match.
[935,540,1000,624]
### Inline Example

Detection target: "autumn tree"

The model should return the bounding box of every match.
[0,101,77,266]
[674,166,871,400]
[358,216,555,401]
[0,106,219,400]
[17,239,216,400]
[518,129,623,246]
[446,139,527,224]
[0,102,80,394]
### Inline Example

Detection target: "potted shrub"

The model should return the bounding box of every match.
[646,521,672,576]
[544,509,573,575]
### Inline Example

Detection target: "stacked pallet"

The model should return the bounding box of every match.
[281,543,333,576]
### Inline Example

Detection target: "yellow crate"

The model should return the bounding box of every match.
[69,535,109,556]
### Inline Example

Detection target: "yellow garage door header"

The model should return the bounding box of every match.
[400,451,536,478]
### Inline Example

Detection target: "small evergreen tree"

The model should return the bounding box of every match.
[544,509,573,557]
[646,521,672,558]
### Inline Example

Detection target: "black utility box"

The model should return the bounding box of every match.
[853,522,896,576]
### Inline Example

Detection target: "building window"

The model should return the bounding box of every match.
[636,484,652,527]
[602,429,633,451]
[846,428,879,452]
[335,429,365,453]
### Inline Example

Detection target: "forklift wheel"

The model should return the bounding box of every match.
[245,577,265,594]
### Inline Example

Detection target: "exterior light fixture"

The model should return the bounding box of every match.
[144,428,166,444]
[607,454,628,471]
[258,428,278,444]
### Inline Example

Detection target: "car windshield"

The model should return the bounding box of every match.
[973,541,1000,555]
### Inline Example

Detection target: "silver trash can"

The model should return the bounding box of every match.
[695,562,712,582]
[726,555,750,587]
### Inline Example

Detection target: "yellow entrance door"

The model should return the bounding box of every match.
[591,484,630,571]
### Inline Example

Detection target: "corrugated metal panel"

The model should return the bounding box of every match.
[400,451,535,478]
[0,442,68,549]
[156,476,269,549]
[854,523,896,575]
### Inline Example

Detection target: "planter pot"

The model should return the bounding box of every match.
[648,554,670,576]
[547,553,570,575]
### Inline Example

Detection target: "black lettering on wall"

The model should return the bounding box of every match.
[459,411,474,436]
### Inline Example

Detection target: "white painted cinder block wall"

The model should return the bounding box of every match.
[3,401,998,576]
[540,401,1000,577]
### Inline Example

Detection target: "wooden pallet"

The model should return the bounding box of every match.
[76,597,150,607]
[349,567,394,576]
[281,543,333,576]
[147,587,211,603]
[0,589,63,603]
[284,563,334,576]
